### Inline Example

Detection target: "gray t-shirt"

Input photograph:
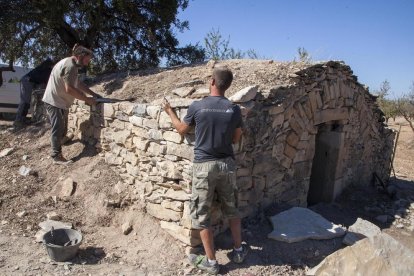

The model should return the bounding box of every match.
[42,57,79,109]
[184,96,243,162]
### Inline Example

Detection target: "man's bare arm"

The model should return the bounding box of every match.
[162,100,191,136]
[65,83,96,106]
[77,81,101,98]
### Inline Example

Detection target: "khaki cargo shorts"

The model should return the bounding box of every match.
[190,157,239,229]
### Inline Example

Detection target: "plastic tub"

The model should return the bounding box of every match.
[42,228,83,262]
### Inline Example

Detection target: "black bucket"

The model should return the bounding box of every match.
[42,228,83,262]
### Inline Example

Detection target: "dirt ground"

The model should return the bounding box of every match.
[0,115,413,276]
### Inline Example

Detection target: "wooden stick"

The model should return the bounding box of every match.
[390,124,402,177]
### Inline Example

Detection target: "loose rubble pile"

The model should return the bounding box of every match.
[66,59,395,245]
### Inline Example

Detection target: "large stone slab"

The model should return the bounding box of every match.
[38,220,73,232]
[314,108,348,125]
[307,233,414,276]
[268,207,346,243]
[172,87,195,97]
[190,88,209,98]
[229,85,258,103]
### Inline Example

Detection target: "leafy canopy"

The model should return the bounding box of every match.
[0,0,204,72]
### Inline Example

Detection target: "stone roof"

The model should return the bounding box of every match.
[90,59,357,103]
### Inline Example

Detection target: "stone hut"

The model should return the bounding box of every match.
[68,60,395,245]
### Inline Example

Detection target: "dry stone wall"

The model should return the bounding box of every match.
[68,60,394,246]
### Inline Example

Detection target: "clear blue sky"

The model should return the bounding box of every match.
[175,0,413,98]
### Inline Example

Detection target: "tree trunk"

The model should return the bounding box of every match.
[402,115,414,133]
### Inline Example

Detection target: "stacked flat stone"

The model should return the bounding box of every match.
[67,60,395,246]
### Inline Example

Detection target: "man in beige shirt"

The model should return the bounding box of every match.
[42,44,100,164]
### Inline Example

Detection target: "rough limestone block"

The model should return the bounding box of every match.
[269,105,284,115]
[160,221,201,246]
[180,202,192,229]
[236,167,251,177]
[161,200,184,212]
[133,104,147,117]
[308,233,414,276]
[142,118,158,129]
[166,142,194,160]
[115,111,129,122]
[118,102,136,115]
[173,87,195,97]
[103,104,115,118]
[148,129,163,141]
[146,105,160,119]
[342,218,381,246]
[163,189,190,201]
[109,119,125,130]
[157,161,183,179]
[159,112,173,129]
[60,177,76,197]
[124,151,138,165]
[146,203,181,222]
[133,137,149,151]
[131,126,149,138]
[237,176,253,190]
[147,142,167,155]
[112,130,131,145]
[286,132,300,147]
[126,163,140,176]
[229,85,258,103]
[272,144,284,158]
[163,131,183,144]
[129,116,143,127]
[105,152,123,165]
[280,156,292,169]
[315,91,323,108]
[169,98,196,108]
[271,115,283,130]
[284,144,297,160]
[308,91,318,114]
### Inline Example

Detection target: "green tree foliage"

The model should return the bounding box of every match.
[296,47,312,63]
[0,0,202,72]
[203,28,260,60]
[395,81,414,132]
[166,43,205,67]
[376,80,398,123]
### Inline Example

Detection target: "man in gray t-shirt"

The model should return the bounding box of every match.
[42,44,100,165]
[163,66,248,274]
[183,95,243,162]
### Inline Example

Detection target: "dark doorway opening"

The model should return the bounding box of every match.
[307,123,343,205]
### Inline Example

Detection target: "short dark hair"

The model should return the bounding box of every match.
[212,66,233,91]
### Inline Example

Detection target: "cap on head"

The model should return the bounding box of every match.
[72,43,93,57]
